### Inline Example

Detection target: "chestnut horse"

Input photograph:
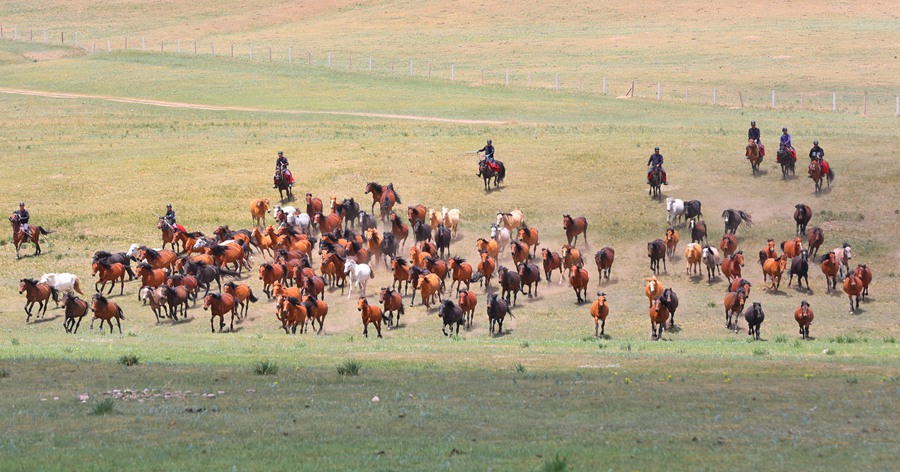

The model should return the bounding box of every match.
[19,278,56,321]
[721,252,745,283]
[277,297,308,334]
[510,240,530,266]
[842,272,863,314]
[568,265,590,304]
[685,243,702,276]
[664,228,679,260]
[305,193,324,221]
[644,276,663,307]
[409,266,442,308]
[250,198,270,228]
[746,139,762,175]
[157,217,180,252]
[477,251,496,289]
[9,213,52,260]
[590,292,609,337]
[518,225,540,258]
[379,287,405,328]
[458,289,478,328]
[794,300,814,340]
[136,247,178,272]
[690,219,707,245]
[91,261,127,295]
[541,248,563,283]
[62,292,89,333]
[391,257,411,294]
[724,288,746,333]
[476,238,499,261]
[594,247,615,283]
[719,234,738,257]
[762,255,787,292]
[90,294,124,333]
[407,204,427,226]
[380,184,402,222]
[781,237,803,260]
[449,257,473,292]
[389,212,409,250]
[806,227,825,258]
[223,281,258,319]
[563,215,589,246]
[808,160,833,193]
[820,252,840,293]
[203,293,237,333]
[357,296,383,338]
[855,264,872,299]
[648,299,669,340]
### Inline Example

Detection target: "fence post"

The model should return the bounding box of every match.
[505,68,509,87]
[657,82,661,101]
[481,69,484,85]
[555,72,559,90]
[368,56,372,71]
[832,93,836,112]
[451,63,454,80]
[713,87,717,105]
[771,90,776,108]
[74,32,79,47]
[14,25,17,40]
[61,31,64,44]
[269,48,272,61]
[602,77,606,95]
[739,91,744,108]
[30,29,32,42]
[288,47,292,64]
[194,40,197,54]
[125,37,127,49]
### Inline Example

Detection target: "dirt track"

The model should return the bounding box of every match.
[0,87,506,125]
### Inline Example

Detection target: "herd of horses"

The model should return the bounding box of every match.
[11,144,871,342]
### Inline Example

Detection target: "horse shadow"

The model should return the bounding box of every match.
[599,277,619,286]
[666,324,683,333]
[754,169,769,177]
[492,328,515,338]
[29,315,61,324]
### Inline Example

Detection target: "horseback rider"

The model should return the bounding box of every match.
[164,204,186,233]
[273,151,295,188]
[746,120,765,159]
[808,140,830,175]
[476,139,500,175]
[13,202,29,235]
[780,127,797,161]
[647,147,668,185]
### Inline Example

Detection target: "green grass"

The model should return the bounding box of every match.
[251,360,279,376]
[337,359,361,376]
[117,354,140,366]
[89,398,115,416]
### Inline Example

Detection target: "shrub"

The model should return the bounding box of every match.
[118,354,140,366]
[752,348,768,356]
[774,335,787,343]
[90,398,115,416]
[0,368,10,378]
[846,376,859,385]
[542,454,568,472]
[515,363,526,373]
[251,360,279,376]
[337,359,361,376]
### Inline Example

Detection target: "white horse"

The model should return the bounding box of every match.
[39,273,84,305]
[701,246,721,282]
[273,205,312,234]
[126,243,143,259]
[833,244,852,277]
[343,258,373,299]
[490,224,511,258]
[442,207,461,237]
[666,197,685,226]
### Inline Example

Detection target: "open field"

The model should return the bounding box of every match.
[0,3,898,468]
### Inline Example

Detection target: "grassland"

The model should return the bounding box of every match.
[0,5,897,469]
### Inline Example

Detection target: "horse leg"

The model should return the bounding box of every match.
[116,317,122,334]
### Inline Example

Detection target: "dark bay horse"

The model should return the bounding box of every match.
[275,166,293,202]
[722,209,752,235]
[776,144,795,179]
[9,213,53,260]
[648,166,663,200]
[478,160,506,191]
[563,215,588,246]
[794,204,812,236]
[647,239,667,274]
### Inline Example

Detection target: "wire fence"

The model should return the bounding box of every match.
[2,24,898,118]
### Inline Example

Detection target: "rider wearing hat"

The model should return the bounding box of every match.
[808,140,830,175]
[13,202,29,235]
[647,147,668,185]
[476,139,499,173]
[273,151,294,188]
[164,204,186,233]
[780,127,797,161]
[746,120,765,159]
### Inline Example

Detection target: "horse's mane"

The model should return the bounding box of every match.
[367,182,383,193]
[451,256,466,265]
[393,257,407,267]
[224,281,236,289]
[211,245,229,255]
[93,250,112,261]
[207,292,221,300]
[186,231,204,238]
[96,259,112,269]
[21,278,39,286]
[137,262,153,270]
[286,296,302,306]
[93,294,108,304]
[142,247,160,259]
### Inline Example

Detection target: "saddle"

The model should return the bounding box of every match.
[275,169,295,185]
[173,224,187,233]
[481,160,499,173]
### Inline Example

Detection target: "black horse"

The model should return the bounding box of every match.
[275,164,293,202]
[93,251,136,280]
[184,261,239,296]
[647,239,667,274]
[744,302,765,340]
[684,200,703,222]
[659,288,679,328]
[486,293,513,336]
[648,166,663,200]
[794,204,812,236]
[722,209,753,235]
[434,224,451,259]
[359,211,377,233]
[776,144,796,179]
[380,232,398,266]
[478,159,506,191]
[336,198,360,230]
[788,250,811,292]
[438,300,465,337]
[412,220,432,244]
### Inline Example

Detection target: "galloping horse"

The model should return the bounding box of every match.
[743,302,765,340]
[808,159,834,193]
[722,209,753,235]
[724,288,746,333]
[590,292,609,337]
[777,144,796,179]
[746,139,762,176]
[90,294,124,334]
[648,166,663,200]
[806,227,825,258]
[379,184,402,221]
[794,301,814,340]
[664,227,679,260]
[478,159,506,191]
[647,239,667,274]
[250,198,270,228]
[721,251,745,283]
[594,247,615,283]
[820,252,839,293]
[794,204,812,236]
[842,272,863,314]
[563,215,589,246]
[684,243,702,276]
[719,234,738,257]
[379,287,405,327]
[203,293,237,333]
[357,296,384,338]
[275,168,293,202]
[19,278,56,321]
[762,255,787,292]
[9,213,52,260]
[648,299,669,340]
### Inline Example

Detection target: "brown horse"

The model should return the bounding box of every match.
[250,198,270,228]
[690,219,707,244]
[590,292,610,337]
[389,212,410,249]
[724,288,747,332]
[449,257,473,292]
[518,262,541,298]
[842,273,863,314]
[91,261,127,295]
[746,139,762,175]
[379,184,401,222]
[762,255,787,292]
[136,262,167,302]
[162,284,191,320]
[19,278,56,321]
[305,193,323,220]
[568,265,590,304]
[541,248,563,284]
[9,213,52,260]
[808,160,827,193]
[136,247,178,272]
[563,215,589,246]
[277,297,308,334]
[390,257,411,294]
[407,204,427,226]
[410,267,442,309]
[314,212,343,235]
[424,257,449,289]
[728,278,752,298]
[364,182,385,214]
[781,238,803,260]
[644,275,663,307]
[649,298,669,340]
[379,287,405,328]
[157,217,180,252]
[211,241,250,274]
[664,228,679,260]
[721,252,745,283]
[820,252,839,293]
[647,239,666,274]
[477,251,496,289]
[301,295,328,335]
[855,264,872,299]
[303,275,326,301]
[476,238,499,261]
[561,245,584,278]
[223,282,258,319]
[173,231,206,255]
[807,227,825,257]
[252,227,277,260]
[794,300,814,340]
[259,263,287,298]
[594,247,615,283]
[90,294,124,333]
[458,289,478,328]
[62,292,89,333]
[685,243,702,276]
[719,234,738,257]
[357,296,383,338]
[497,265,522,306]
[203,293,237,333]
[510,240,530,266]
[794,204,812,236]
[518,225,540,258]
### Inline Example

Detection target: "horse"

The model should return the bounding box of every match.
[518,225,540,258]
[90,294,124,334]
[648,299,669,340]
[203,293,237,333]
[477,251,496,289]
[594,247,615,283]
[250,198,270,228]
[821,252,840,293]
[690,219,707,245]
[701,246,721,283]
[301,295,328,335]
[61,292,89,333]
[476,238,499,261]
[389,212,409,250]
[379,232,398,266]
[563,215,589,246]
[762,256,787,292]
[223,282,258,319]
[19,278,56,321]
[806,227,825,258]
[359,212,378,235]
[314,211,343,236]
[590,292,610,337]
[722,209,752,235]
[685,243,702,276]
[497,211,525,234]
[659,288,680,328]
[275,164,293,201]
[486,293,513,335]
[424,257,449,290]
[777,144,796,179]
[746,139,763,175]
[794,301,814,340]
[407,204,427,226]
[664,228,679,260]
[728,278,752,298]
[644,276,663,308]
[449,257,473,292]
[721,251,745,283]
[518,262,541,298]
[365,182,385,214]
[412,220,432,245]
[173,230,206,255]
[490,224,511,258]
[510,240,530,267]
[140,286,168,322]
[93,251,136,280]
[497,265,522,306]
[833,243,853,278]
[478,159,506,191]
[458,289,478,328]
[561,245,584,281]
[336,198,360,230]
[271,282,301,301]
[39,273,84,305]
[724,288,747,333]
[719,234,738,257]
[303,275,326,302]
[808,159,833,193]
[438,300,465,337]
[568,265,590,304]
[744,302,765,340]
[304,194,324,223]
[409,266,442,309]
[648,166,663,200]
[855,264,872,299]
[788,250,811,292]
[277,297,308,334]
[390,257,411,295]
[781,237,803,260]
[211,241,251,274]
[136,247,178,272]
[9,213,52,259]
[136,263,167,301]
[647,239,667,274]
[357,296,383,338]
[666,197,685,226]
[163,284,191,320]
[185,261,234,296]
[842,273,864,314]
[379,287,405,328]
[379,183,402,221]
[157,217,181,252]
[343,258,373,299]
[794,204,812,236]
[91,261,127,295]
[167,274,200,304]
[442,208,462,238]
[433,224,452,259]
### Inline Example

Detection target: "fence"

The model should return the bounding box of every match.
[1,24,898,118]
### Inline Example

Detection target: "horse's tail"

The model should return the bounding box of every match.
[828,169,835,181]
[39,227,53,235]
[498,162,506,182]
[117,306,125,320]
[73,278,84,295]
[219,267,241,278]
[248,289,258,303]
[398,303,405,316]
[739,211,753,226]
[393,187,402,205]
[50,287,59,303]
